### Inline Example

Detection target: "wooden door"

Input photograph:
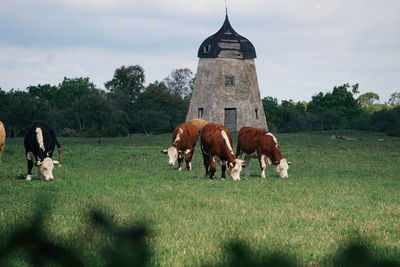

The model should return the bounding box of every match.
[224,108,237,131]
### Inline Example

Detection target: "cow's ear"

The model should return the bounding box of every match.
[287,161,292,165]
[53,160,61,166]
[161,150,168,154]
[238,159,246,168]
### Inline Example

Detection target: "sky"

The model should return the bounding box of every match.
[1,0,400,102]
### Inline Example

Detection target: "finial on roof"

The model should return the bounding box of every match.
[225,0,228,16]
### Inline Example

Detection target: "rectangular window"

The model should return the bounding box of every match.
[255,108,259,120]
[225,75,235,87]
[198,108,204,118]
[204,45,211,53]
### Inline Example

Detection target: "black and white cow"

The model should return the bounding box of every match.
[24,122,61,181]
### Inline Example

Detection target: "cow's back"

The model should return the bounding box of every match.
[237,127,267,154]
[188,118,209,133]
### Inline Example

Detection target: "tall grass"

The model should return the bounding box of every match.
[0,131,399,266]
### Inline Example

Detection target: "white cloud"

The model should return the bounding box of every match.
[0,44,197,90]
[1,0,399,102]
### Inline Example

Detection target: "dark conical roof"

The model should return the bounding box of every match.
[197,15,256,59]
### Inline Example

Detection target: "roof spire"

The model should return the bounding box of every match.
[225,0,228,16]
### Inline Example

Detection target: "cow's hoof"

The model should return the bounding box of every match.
[26,175,32,181]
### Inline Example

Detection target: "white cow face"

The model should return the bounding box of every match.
[275,158,290,178]
[227,159,245,181]
[161,147,179,166]
[37,157,60,181]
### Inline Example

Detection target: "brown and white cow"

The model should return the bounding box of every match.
[161,123,199,171]
[0,121,5,162]
[201,123,245,181]
[236,127,290,178]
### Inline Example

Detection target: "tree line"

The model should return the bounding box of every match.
[1,64,399,136]
[0,66,194,137]
[263,84,400,135]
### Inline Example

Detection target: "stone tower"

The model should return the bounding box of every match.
[186,15,268,131]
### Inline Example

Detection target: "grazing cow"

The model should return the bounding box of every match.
[236,127,290,178]
[24,122,61,181]
[0,121,5,162]
[188,118,209,133]
[161,123,199,171]
[201,123,245,181]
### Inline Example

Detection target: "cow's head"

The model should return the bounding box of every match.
[37,157,61,181]
[28,152,60,181]
[161,147,179,166]
[227,159,246,181]
[275,158,290,178]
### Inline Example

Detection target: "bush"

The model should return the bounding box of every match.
[385,129,400,137]
[104,126,129,137]
[82,128,102,138]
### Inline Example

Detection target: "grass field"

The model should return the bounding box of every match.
[0,131,399,266]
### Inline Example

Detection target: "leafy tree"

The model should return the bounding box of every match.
[307,83,362,122]
[55,77,97,109]
[71,93,113,131]
[262,96,280,131]
[1,90,48,137]
[358,92,380,111]
[27,84,58,110]
[387,92,400,106]
[277,100,307,132]
[105,65,145,101]
[164,68,194,99]
[130,81,188,133]
[0,88,7,115]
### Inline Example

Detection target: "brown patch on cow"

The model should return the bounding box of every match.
[0,121,5,161]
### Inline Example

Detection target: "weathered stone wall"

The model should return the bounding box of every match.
[186,58,268,131]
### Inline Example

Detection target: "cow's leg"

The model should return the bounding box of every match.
[0,144,4,162]
[177,154,183,171]
[208,156,216,179]
[259,154,267,178]
[185,149,194,170]
[244,155,251,176]
[221,160,227,180]
[202,152,210,177]
[26,160,33,180]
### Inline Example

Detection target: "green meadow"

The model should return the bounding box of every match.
[0,131,399,266]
